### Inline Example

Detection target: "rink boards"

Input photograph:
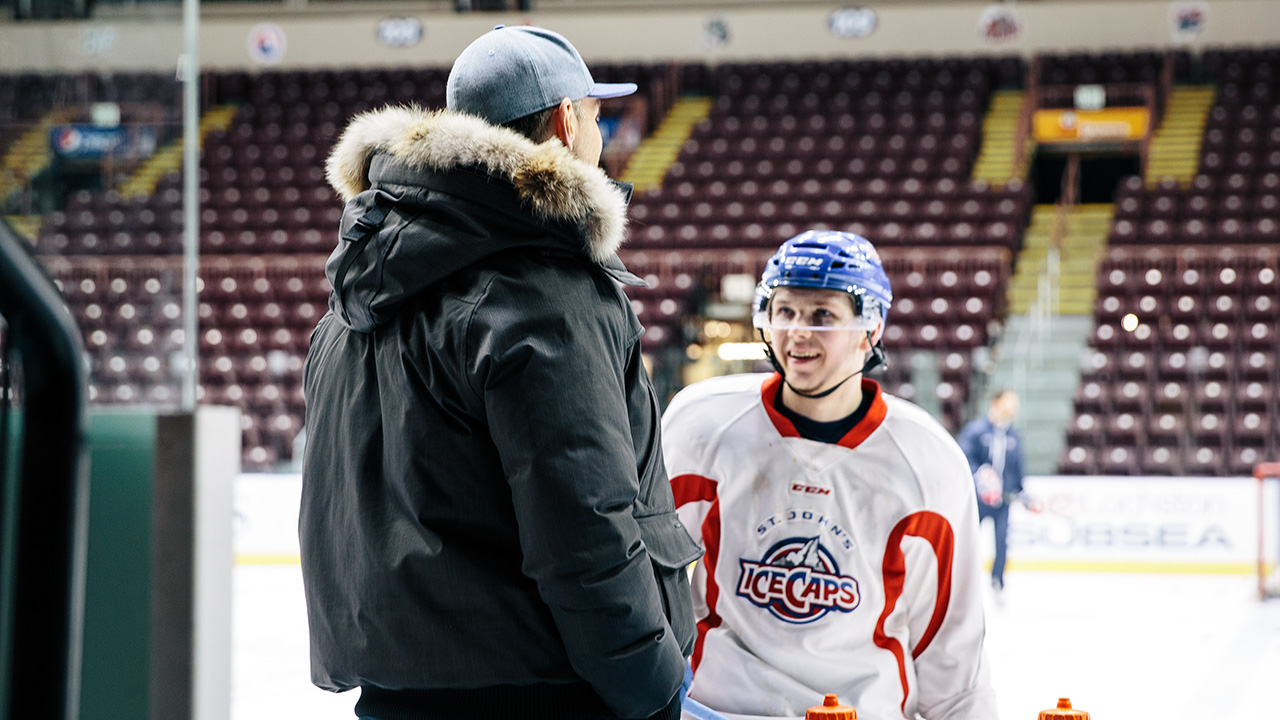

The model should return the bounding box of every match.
[234,473,1280,574]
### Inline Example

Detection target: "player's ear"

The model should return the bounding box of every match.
[867,321,885,346]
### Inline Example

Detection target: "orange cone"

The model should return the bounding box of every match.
[1039,697,1090,720]
[805,694,857,720]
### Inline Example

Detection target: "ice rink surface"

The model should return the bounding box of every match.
[233,563,1280,720]
[232,472,1280,719]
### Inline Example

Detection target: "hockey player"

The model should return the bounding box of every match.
[664,230,997,720]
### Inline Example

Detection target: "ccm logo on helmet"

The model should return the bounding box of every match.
[783,256,824,267]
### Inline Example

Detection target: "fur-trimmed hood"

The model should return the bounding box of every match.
[327,106,628,264]
[321,106,635,332]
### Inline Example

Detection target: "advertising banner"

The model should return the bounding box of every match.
[234,474,1280,574]
[1002,476,1280,573]
[1032,107,1150,143]
[50,124,157,159]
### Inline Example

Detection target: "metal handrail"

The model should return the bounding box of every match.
[0,219,90,720]
[1013,57,1039,177]
[1012,153,1075,405]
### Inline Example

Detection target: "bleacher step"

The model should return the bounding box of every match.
[0,107,78,204]
[119,105,239,199]
[1008,204,1112,316]
[987,315,1094,474]
[1144,85,1215,186]
[620,96,713,193]
[971,89,1029,187]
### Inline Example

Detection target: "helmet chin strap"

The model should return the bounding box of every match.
[759,329,889,400]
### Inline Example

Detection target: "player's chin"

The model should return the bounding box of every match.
[784,370,826,393]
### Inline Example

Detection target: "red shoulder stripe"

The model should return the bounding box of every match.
[671,473,718,508]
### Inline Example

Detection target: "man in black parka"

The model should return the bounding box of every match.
[300,25,701,720]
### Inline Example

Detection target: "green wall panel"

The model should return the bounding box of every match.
[79,409,157,720]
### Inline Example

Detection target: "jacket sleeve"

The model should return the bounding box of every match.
[912,438,999,720]
[954,420,984,474]
[1009,430,1026,494]
[468,269,685,720]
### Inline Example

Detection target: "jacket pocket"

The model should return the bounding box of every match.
[635,512,703,655]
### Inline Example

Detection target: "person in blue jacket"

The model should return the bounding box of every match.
[956,389,1026,593]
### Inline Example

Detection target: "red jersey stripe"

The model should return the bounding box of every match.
[837,379,887,450]
[671,473,719,508]
[692,495,722,673]
[759,373,801,439]
[670,474,722,674]
[872,511,956,715]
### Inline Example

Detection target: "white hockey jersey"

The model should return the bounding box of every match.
[663,373,997,720]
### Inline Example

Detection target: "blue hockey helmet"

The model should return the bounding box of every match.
[752,230,893,332]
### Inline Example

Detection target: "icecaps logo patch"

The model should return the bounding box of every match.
[737,537,860,624]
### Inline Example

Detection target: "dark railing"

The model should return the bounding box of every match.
[0,219,90,720]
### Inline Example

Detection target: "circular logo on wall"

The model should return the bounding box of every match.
[376,17,424,48]
[247,23,288,65]
[978,5,1023,44]
[828,7,877,39]
[81,26,118,57]
[1169,2,1208,42]
[700,15,731,50]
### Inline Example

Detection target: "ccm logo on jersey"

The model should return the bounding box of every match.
[737,537,860,624]
[791,482,830,496]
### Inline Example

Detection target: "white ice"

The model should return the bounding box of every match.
[233,564,1280,720]
[231,473,1280,720]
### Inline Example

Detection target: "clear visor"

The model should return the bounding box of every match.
[752,309,876,333]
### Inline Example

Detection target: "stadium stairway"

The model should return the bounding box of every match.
[119,105,239,199]
[0,107,78,206]
[1007,203,1113,316]
[619,96,713,194]
[988,314,1094,475]
[2,214,41,242]
[971,90,1030,188]
[1144,85,1215,185]
[997,202,1112,473]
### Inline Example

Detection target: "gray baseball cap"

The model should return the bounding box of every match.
[446,25,637,126]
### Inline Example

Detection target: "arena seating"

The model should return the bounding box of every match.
[618,56,1027,413]
[1110,173,1280,245]
[1036,50,1165,86]
[1034,50,1169,109]
[627,57,1030,255]
[11,56,1024,464]
[1057,46,1280,476]
[45,254,322,469]
[1106,49,1280,249]
[1197,48,1280,193]
[32,49,1270,469]
[15,64,683,469]
[1060,246,1278,476]
[0,72,60,159]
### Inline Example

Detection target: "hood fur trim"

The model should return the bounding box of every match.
[326,106,627,263]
